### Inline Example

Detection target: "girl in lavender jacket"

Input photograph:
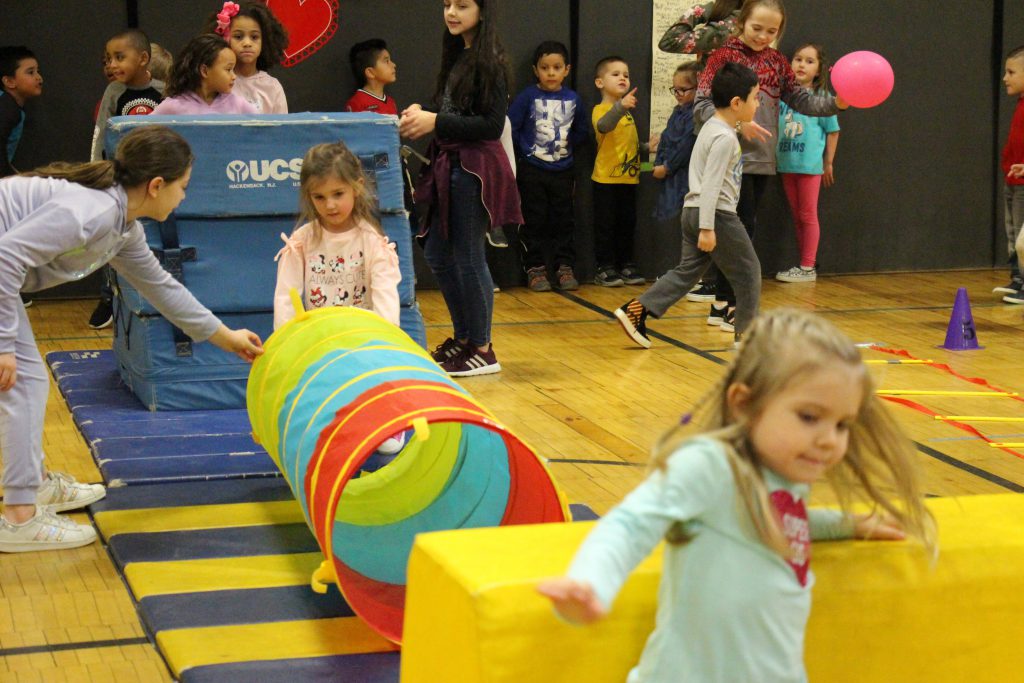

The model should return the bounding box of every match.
[0,126,262,552]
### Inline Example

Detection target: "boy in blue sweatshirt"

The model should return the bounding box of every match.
[508,41,590,291]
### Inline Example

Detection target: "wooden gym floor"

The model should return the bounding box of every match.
[2,268,1023,681]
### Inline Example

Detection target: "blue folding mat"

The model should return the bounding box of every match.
[103,113,426,411]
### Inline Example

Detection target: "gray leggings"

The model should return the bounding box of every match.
[0,300,48,505]
[640,207,762,333]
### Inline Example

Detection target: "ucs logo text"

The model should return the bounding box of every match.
[226,158,303,183]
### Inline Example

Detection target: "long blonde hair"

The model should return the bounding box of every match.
[652,308,937,558]
[296,141,381,245]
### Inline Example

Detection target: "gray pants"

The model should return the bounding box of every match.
[0,300,48,506]
[639,207,761,333]
[1006,184,1024,280]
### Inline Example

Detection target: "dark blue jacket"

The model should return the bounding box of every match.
[654,103,696,221]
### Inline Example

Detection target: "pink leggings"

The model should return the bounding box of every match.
[781,173,822,268]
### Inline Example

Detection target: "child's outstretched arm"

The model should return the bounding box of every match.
[207,324,263,362]
[808,509,905,542]
[823,131,839,187]
[538,439,730,624]
[536,577,607,624]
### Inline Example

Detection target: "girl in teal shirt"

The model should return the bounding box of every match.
[775,44,841,283]
[539,308,935,683]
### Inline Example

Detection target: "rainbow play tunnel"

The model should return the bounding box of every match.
[247,303,570,643]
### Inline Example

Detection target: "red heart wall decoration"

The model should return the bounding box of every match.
[266,0,339,67]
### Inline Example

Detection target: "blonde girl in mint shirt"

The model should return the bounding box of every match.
[539,308,936,683]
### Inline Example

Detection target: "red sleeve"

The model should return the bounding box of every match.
[698,47,732,93]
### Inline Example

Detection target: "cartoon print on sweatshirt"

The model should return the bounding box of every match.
[304,244,370,312]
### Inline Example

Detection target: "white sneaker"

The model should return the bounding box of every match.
[36,472,106,512]
[0,506,98,552]
[775,266,817,283]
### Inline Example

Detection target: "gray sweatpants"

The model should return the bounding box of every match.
[639,207,761,333]
[0,300,48,506]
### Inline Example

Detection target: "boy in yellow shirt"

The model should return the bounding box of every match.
[591,56,657,286]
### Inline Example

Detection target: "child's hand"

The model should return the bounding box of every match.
[209,325,264,363]
[697,229,716,252]
[536,577,607,624]
[823,163,835,187]
[648,133,661,154]
[652,164,668,179]
[738,120,772,143]
[0,352,16,391]
[851,512,906,541]
[399,108,437,141]
[1009,164,1024,179]
[835,95,850,110]
[621,87,639,110]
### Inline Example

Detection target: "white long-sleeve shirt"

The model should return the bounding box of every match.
[0,176,220,352]
[273,219,401,330]
[683,116,743,231]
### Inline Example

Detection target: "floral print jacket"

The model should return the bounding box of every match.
[658,2,738,58]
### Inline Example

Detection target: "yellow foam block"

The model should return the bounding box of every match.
[402,494,1024,683]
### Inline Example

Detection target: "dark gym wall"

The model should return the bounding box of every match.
[0,1,1017,289]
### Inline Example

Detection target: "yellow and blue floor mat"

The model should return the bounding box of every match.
[48,351,597,681]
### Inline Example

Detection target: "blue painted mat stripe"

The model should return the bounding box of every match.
[100,456,280,485]
[91,479,294,512]
[80,414,254,440]
[109,523,318,567]
[94,434,265,459]
[139,584,355,633]
[180,652,400,683]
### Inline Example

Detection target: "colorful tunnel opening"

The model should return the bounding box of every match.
[247,304,569,643]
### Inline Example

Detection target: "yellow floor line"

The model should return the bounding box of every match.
[94,500,305,538]
[125,552,324,599]
[159,616,399,676]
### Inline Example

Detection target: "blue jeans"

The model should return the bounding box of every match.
[423,166,494,348]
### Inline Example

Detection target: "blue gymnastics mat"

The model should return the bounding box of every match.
[47,350,279,484]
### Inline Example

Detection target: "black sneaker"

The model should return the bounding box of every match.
[88,299,113,330]
[594,268,624,287]
[993,279,1023,295]
[443,345,501,377]
[487,226,509,248]
[19,293,33,308]
[619,264,645,285]
[719,307,736,333]
[707,302,727,326]
[1004,285,1024,304]
[614,298,651,348]
[430,337,465,363]
[685,281,717,302]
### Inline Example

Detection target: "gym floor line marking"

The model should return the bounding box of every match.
[557,290,1023,491]
[555,290,727,365]
[547,458,645,467]
[0,636,151,657]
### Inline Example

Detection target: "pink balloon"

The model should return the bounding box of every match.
[831,51,894,108]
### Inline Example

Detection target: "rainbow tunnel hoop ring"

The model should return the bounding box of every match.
[247,298,570,643]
